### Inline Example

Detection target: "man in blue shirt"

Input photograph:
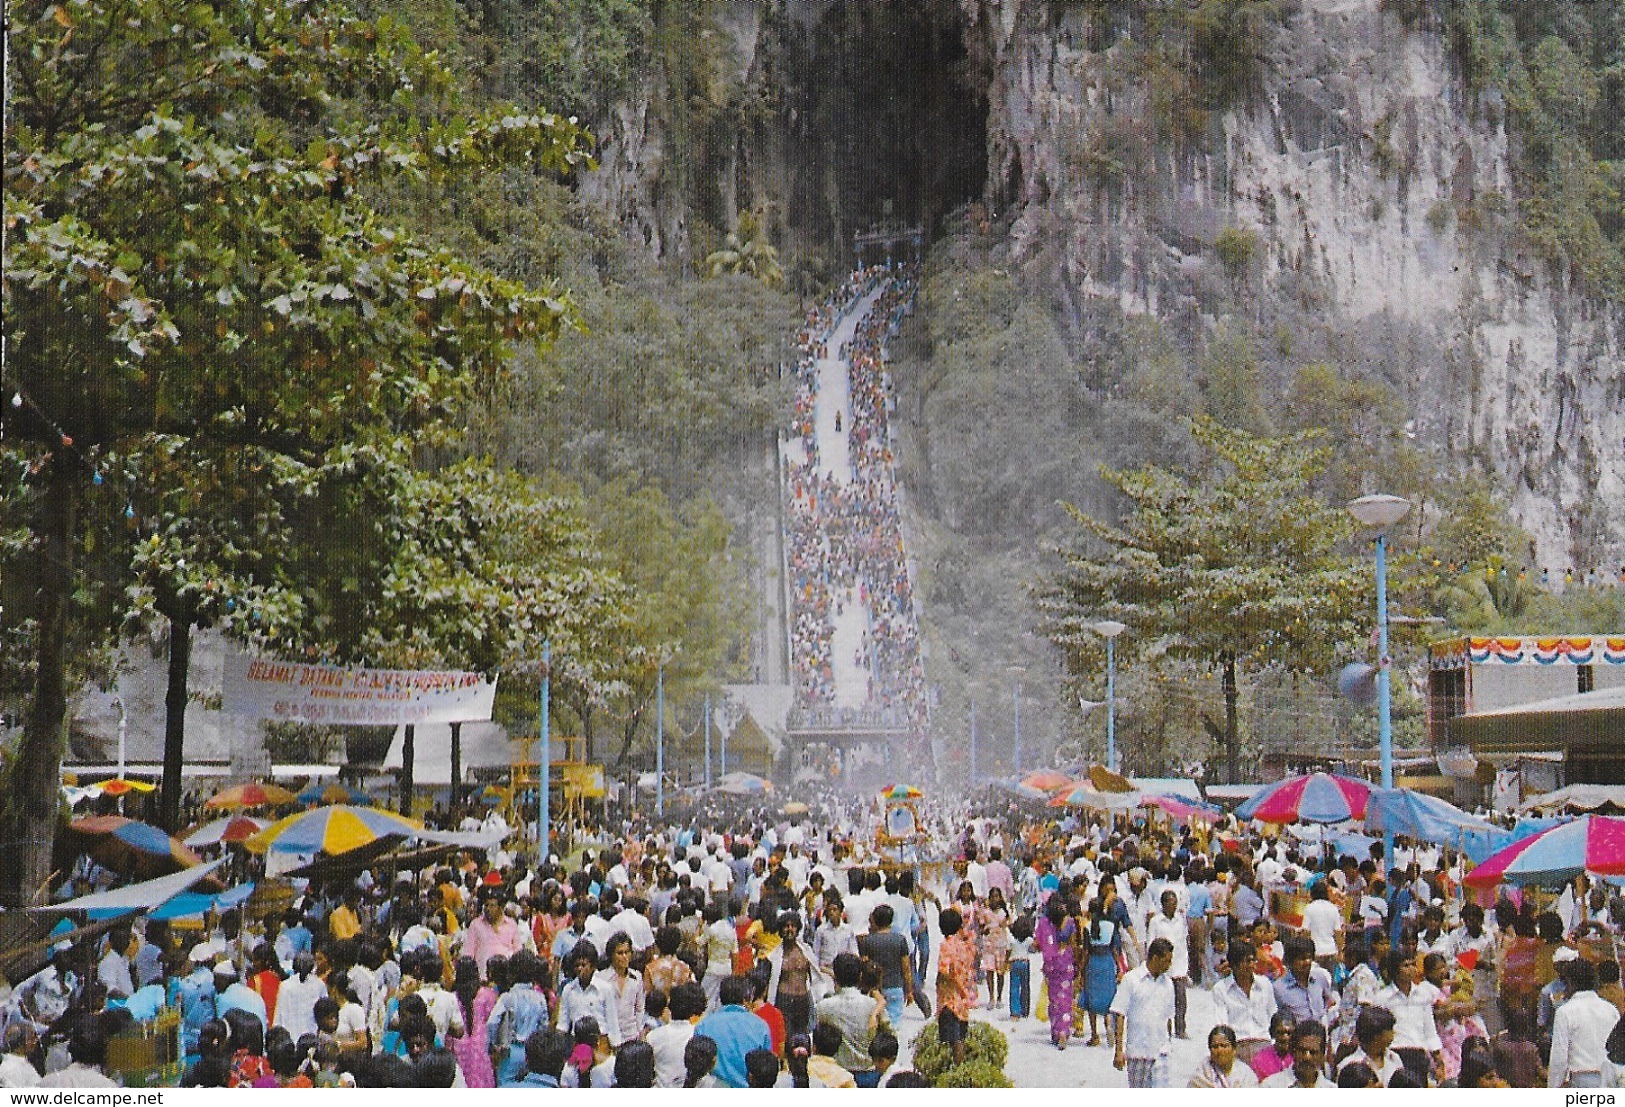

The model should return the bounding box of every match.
[694,975,773,1087]
[1185,864,1213,985]
[1273,938,1336,1028]
[173,947,217,1054]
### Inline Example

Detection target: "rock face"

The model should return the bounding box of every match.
[960,0,1623,571]
[578,0,1620,571]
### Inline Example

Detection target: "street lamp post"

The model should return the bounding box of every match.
[1091,621,1127,773]
[1348,493,1411,865]
[114,693,128,813]
[969,694,978,788]
[656,660,665,820]
[538,641,551,862]
[1008,666,1026,774]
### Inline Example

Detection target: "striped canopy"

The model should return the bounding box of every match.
[1463,815,1625,889]
[297,782,373,806]
[183,815,270,848]
[66,816,207,878]
[243,804,422,855]
[1236,773,1373,824]
[1049,783,1138,811]
[205,782,298,809]
[1019,770,1072,793]
[880,784,923,800]
[97,778,156,796]
[1140,793,1224,821]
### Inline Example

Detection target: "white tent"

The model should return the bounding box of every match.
[31,860,225,914]
[382,721,512,785]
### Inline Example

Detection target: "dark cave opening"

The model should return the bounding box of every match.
[776,1,989,261]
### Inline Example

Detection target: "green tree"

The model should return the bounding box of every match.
[704,214,787,289]
[330,458,630,813]
[575,481,749,775]
[1043,416,1368,782]
[1,0,589,901]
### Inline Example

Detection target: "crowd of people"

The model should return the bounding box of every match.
[1,800,964,1090]
[4,792,1624,1090]
[783,265,929,756]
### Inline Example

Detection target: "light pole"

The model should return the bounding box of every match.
[1008,665,1026,774]
[538,641,551,862]
[1348,493,1411,864]
[113,693,128,813]
[1091,621,1127,773]
[655,659,665,820]
[703,691,713,789]
[969,693,978,788]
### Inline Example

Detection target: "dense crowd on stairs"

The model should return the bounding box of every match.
[783,266,929,760]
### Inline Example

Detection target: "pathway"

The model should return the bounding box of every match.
[814,288,885,712]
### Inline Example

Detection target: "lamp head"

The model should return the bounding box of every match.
[1347,493,1411,529]
[1091,620,1127,639]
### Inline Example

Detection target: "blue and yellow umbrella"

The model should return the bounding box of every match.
[244,805,422,856]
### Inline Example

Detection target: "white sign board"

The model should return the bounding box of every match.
[224,651,496,726]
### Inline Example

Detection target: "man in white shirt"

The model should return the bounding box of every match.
[583,897,617,951]
[1146,890,1191,1038]
[1375,955,1443,1084]
[554,943,612,1035]
[0,1025,41,1088]
[1300,882,1343,971]
[609,896,657,954]
[1211,939,1278,1063]
[96,925,136,1001]
[1111,938,1176,1087]
[1550,958,1620,1088]
[963,852,989,900]
[1336,1006,1406,1087]
[647,982,704,1087]
[407,951,465,1040]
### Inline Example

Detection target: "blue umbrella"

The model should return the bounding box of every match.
[1365,788,1497,846]
[297,782,373,805]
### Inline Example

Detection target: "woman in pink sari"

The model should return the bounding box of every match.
[1034,894,1079,1049]
[451,954,498,1087]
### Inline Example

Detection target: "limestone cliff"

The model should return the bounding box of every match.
[961,0,1623,571]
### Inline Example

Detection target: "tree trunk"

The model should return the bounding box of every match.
[1223,652,1241,785]
[448,721,462,817]
[400,724,415,815]
[160,609,194,832]
[2,458,77,908]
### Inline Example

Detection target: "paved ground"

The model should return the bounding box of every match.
[883,907,1223,1087]
[812,290,885,713]
[812,288,881,484]
[886,960,1221,1087]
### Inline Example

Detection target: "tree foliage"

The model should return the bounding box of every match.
[1043,416,1369,782]
[0,0,592,899]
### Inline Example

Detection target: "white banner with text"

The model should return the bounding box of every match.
[223,651,496,726]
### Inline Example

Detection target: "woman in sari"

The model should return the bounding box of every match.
[450,954,498,1088]
[1081,894,1122,1046]
[1189,1025,1259,1088]
[1034,895,1079,1049]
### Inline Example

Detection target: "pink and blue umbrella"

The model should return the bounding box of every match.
[1235,773,1373,824]
[1141,794,1224,821]
[66,815,208,879]
[1464,815,1625,889]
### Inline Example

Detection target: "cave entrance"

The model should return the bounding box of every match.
[852,221,925,268]
[779,0,988,260]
